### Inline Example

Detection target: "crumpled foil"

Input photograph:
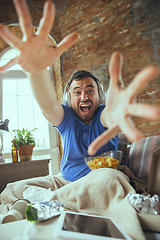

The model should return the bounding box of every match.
[127,193,160,215]
[26,200,64,222]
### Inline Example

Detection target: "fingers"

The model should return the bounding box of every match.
[56,32,79,57]
[127,65,159,100]
[0,57,19,72]
[0,24,23,50]
[88,126,120,156]
[119,117,143,142]
[87,114,143,156]
[109,52,124,88]
[13,0,33,39]
[37,1,56,37]
[128,103,160,121]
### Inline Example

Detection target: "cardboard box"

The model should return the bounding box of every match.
[138,147,160,232]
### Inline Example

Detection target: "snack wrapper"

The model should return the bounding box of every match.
[25,200,64,223]
[127,193,160,215]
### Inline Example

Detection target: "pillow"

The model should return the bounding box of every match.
[127,135,160,183]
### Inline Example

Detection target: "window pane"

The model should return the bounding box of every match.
[18,79,32,96]
[3,49,17,59]
[1,48,51,155]
[3,79,17,96]
[0,59,9,67]
[0,48,22,70]
[18,96,34,130]
[35,129,50,149]
[33,100,48,130]
[3,96,18,130]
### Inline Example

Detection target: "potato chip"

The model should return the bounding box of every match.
[87,156,119,170]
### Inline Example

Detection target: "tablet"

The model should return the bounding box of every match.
[54,211,132,240]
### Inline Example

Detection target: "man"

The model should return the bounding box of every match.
[56,70,119,181]
[1,3,159,238]
[0,0,160,182]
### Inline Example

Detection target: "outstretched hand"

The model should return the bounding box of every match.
[1,1,160,157]
[0,0,79,73]
[88,52,160,155]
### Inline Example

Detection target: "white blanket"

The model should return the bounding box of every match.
[0,168,147,240]
[51,168,146,240]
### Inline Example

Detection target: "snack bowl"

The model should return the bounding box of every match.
[84,150,122,170]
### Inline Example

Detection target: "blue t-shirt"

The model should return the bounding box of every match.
[55,104,119,182]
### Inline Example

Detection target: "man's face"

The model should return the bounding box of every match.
[70,77,100,125]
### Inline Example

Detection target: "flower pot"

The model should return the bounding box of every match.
[18,145,34,161]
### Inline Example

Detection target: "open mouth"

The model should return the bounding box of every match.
[79,103,92,113]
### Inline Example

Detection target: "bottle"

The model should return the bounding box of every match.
[12,139,18,162]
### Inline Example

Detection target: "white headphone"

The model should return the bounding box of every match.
[63,77,106,108]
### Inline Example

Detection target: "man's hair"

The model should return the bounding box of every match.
[68,70,100,88]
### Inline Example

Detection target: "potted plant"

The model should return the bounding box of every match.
[11,128,37,161]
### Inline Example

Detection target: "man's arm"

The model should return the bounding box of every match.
[0,0,79,126]
[28,69,64,126]
[0,0,160,155]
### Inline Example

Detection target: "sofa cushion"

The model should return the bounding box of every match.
[126,135,160,183]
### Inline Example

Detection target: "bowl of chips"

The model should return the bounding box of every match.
[84,150,122,170]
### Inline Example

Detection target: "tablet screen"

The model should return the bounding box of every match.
[61,212,126,239]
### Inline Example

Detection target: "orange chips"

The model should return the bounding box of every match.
[87,156,119,170]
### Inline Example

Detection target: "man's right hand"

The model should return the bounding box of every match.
[88,52,160,155]
[0,0,79,73]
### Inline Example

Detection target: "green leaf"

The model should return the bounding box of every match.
[11,128,37,148]
[25,204,38,222]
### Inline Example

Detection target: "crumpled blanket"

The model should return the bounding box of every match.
[0,167,147,240]
[51,168,146,240]
[0,173,70,215]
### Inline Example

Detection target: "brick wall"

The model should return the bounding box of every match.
[0,0,160,137]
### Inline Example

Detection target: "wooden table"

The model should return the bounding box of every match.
[0,159,50,193]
